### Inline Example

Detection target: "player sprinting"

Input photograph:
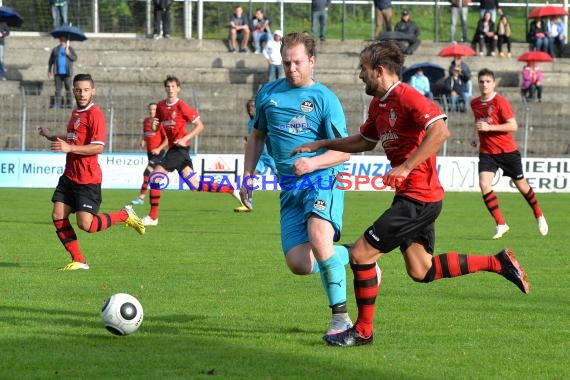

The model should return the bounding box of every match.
[131,102,168,205]
[470,68,548,239]
[292,41,529,347]
[141,75,244,226]
[234,98,277,212]
[38,73,145,271]
[240,32,362,336]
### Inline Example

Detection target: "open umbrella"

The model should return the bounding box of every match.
[402,62,445,84]
[528,5,569,19]
[0,6,24,27]
[50,25,87,42]
[517,51,553,62]
[438,44,476,57]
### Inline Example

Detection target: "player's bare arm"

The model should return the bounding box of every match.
[174,119,205,147]
[37,126,65,142]
[292,150,350,176]
[51,139,104,155]
[476,117,517,133]
[240,128,266,208]
[292,134,375,155]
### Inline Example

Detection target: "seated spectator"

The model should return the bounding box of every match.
[496,14,512,58]
[448,56,472,109]
[521,61,543,102]
[409,68,433,99]
[547,16,566,58]
[250,8,272,54]
[393,10,421,55]
[471,11,497,56]
[528,19,549,53]
[445,66,469,112]
[263,30,284,82]
[228,5,250,53]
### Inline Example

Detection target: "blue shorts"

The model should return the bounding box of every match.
[256,152,277,175]
[279,169,344,254]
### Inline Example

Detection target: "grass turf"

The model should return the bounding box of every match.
[0,189,568,379]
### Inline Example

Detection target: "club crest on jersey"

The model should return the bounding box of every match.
[171,110,177,119]
[300,100,314,113]
[487,106,494,116]
[313,199,326,211]
[388,108,397,127]
[73,118,81,130]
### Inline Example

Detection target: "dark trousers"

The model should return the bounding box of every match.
[154,7,171,36]
[497,35,511,53]
[54,75,72,107]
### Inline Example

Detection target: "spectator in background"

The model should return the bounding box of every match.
[528,19,549,53]
[547,16,566,58]
[450,0,469,43]
[520,61,543,102]
[472,11,497,56]
[393,10,421,55]
[228,5,250,53]
[311,0,331,42]
[263,30,284,82]
[50,0,68,29]
[445,66,469,112]
[496,14,512,58]
[448,55,472,108]
[48,36,77,109]
[479,0,501,22]
[373,0,393,39]
[153,0,173,39]
[409,68,433,99]
[0,22,9,81]
[250,8,271,54]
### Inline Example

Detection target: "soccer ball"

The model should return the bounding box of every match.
[101,293,144,336]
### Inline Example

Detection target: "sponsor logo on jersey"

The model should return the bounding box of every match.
[313,199,326,211]
[300,100,314,113]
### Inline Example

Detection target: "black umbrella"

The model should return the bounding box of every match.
[50,25,87,42]
[401,62,445,84]
[0,6,24,27]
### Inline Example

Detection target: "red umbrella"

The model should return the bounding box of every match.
[528,5,569,19]
[517,51,553,62]
[438,44,477,57]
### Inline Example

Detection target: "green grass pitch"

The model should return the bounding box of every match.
[0,188,568,379]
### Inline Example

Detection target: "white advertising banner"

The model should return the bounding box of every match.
[0,152,568,193]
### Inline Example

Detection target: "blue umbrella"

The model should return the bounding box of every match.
[402,62,445,85]
[50,25,87,42]
[0,6,24,27]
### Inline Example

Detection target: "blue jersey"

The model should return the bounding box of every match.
[253,78,348,179]
[247,118,276,175]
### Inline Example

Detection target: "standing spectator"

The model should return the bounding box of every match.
[373,0,393,39]
[50,0,68,29]
[479,0,500,22]
[471,11,497,56]
[547,16,566,58]
[48,36,77,109]
[520,61,543,102]
[228,5,250,53]
[393,10,421,55]
[153,0,173,39]
[445,66,469,112]
[250,8,271,54]
[496,14,512,58]
[292,41,531,348]
[240,32,356,337]
[131,103,168,206]
[528,19,549,53]
[470,68,548,239]
[0,22,9,81]
[263,30,284,82]
[141,76,244,226]
[37,73,145,271]
[450,0,469,43]
[409,68,433,99]
[311,0,331,42]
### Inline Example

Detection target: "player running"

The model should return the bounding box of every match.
[470,68,548,239]
[293,41,529,347]
[131,102,168,205]
[38,73,145,271]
